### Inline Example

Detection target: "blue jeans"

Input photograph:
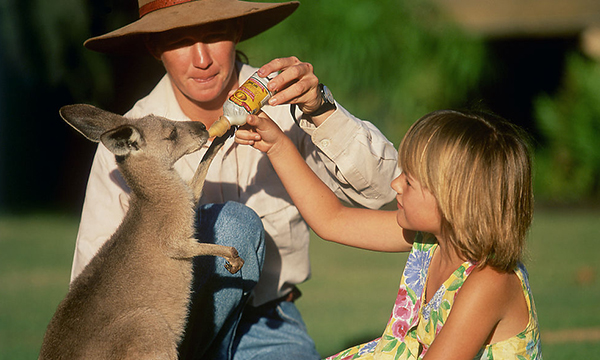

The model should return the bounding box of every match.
[233,300,321,360]
[177,201,320,360]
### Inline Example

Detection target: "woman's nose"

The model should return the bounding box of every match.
[191,42,213,69]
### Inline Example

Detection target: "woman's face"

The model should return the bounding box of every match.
[151,21,241,109]
[391,171,441,236]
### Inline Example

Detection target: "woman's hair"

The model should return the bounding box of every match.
[398,110,533,271]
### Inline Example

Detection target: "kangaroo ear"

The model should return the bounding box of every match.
[100,125,145,157]
[59,104,126,142]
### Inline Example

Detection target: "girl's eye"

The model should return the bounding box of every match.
[406,179,411,187]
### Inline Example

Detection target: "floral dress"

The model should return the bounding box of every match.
[326,234,542,360]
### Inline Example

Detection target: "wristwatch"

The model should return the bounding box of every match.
[304,83,336,117]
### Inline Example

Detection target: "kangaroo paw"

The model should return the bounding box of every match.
[223,248,244,274]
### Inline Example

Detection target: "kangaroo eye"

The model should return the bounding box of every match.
[167,128,177,141]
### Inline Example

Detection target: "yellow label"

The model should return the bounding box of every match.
[229,76,271,114]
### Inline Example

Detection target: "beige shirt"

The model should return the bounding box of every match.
[70,64,400,305]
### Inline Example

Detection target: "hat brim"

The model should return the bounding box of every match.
[84,0,299,54]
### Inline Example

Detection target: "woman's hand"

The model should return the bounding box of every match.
[258,57,324,116]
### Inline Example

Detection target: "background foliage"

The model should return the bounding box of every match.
[533,53,600,202]
[240,0,488,140]
[1,0,599,208]
[2,0,599,210]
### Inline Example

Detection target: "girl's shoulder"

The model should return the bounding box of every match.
[460,265,524,310]
[456,264,532,345]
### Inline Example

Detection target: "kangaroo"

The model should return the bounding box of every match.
[39,104,243,360]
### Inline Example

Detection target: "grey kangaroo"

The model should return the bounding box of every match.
[39,104,244,360]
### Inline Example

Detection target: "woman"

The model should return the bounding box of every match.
[73,0,400,359]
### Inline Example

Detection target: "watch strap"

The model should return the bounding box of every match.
[304,83,336,117]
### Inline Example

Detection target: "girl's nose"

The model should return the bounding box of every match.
[191,42,213,69]
[391,174,403,194]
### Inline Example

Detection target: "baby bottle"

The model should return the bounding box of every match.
[208,71,273,137]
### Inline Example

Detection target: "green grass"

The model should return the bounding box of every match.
[1,208,599,359]
[0,213,78,360]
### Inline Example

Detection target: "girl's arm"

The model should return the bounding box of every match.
[423,267,529,359]
[237,113,413,252]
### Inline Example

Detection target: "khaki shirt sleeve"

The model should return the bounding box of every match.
[298,103,400,208]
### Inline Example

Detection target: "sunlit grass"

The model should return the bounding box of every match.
[0,208,598,359]
[0,213,76,360]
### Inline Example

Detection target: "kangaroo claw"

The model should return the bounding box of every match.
[224,257,244,274]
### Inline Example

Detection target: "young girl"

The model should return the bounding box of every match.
[236,109,542,359]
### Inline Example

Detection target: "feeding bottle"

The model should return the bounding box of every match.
[208,71,273,137]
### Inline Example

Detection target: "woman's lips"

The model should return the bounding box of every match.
[191,73,217,84]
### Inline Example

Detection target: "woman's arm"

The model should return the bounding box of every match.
[237,113,412,252]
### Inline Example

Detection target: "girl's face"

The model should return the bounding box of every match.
[391,171,442,236]
[152,21,241,109]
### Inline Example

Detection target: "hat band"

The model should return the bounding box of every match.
[139,0,192,17]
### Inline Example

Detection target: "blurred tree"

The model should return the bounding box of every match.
[534,53,600,203]
[240,0,488,142]
[3,0,591,209]
[0,0,152,211]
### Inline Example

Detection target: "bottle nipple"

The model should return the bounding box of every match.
[208,116,231,138]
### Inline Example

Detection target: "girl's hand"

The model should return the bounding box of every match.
[258,57,322,115]
[234,112,285,154]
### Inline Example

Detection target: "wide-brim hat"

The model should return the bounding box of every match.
[84,0,299,54]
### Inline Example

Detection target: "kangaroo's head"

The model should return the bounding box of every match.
[60,104,209,167]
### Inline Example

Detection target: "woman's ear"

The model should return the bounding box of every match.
[144,34,162,60]
[235,18,244,44]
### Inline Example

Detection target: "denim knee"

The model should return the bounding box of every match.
[218,202,264,241]
[200,201,265,282]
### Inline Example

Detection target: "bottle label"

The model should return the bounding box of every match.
[229,75,271,114]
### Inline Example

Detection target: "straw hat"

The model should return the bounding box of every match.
[84,0,299,54]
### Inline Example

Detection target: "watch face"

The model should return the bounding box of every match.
[322,85,334,104]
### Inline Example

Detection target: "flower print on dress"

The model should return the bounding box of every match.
[393,287,411,320]
[421,284,446,321]
[517,263,532,294]
[391,315,411,339]
[357,339,378,356]
[390,283,423,340]
[402,243,431,297]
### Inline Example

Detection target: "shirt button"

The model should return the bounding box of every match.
[320,139,331,148]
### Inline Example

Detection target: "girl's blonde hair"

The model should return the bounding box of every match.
[399,110,533,271]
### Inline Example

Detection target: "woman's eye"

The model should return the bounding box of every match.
[163,36,195,48]
[203,32,230,43]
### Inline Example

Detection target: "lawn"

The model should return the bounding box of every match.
[1,208,598,359]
